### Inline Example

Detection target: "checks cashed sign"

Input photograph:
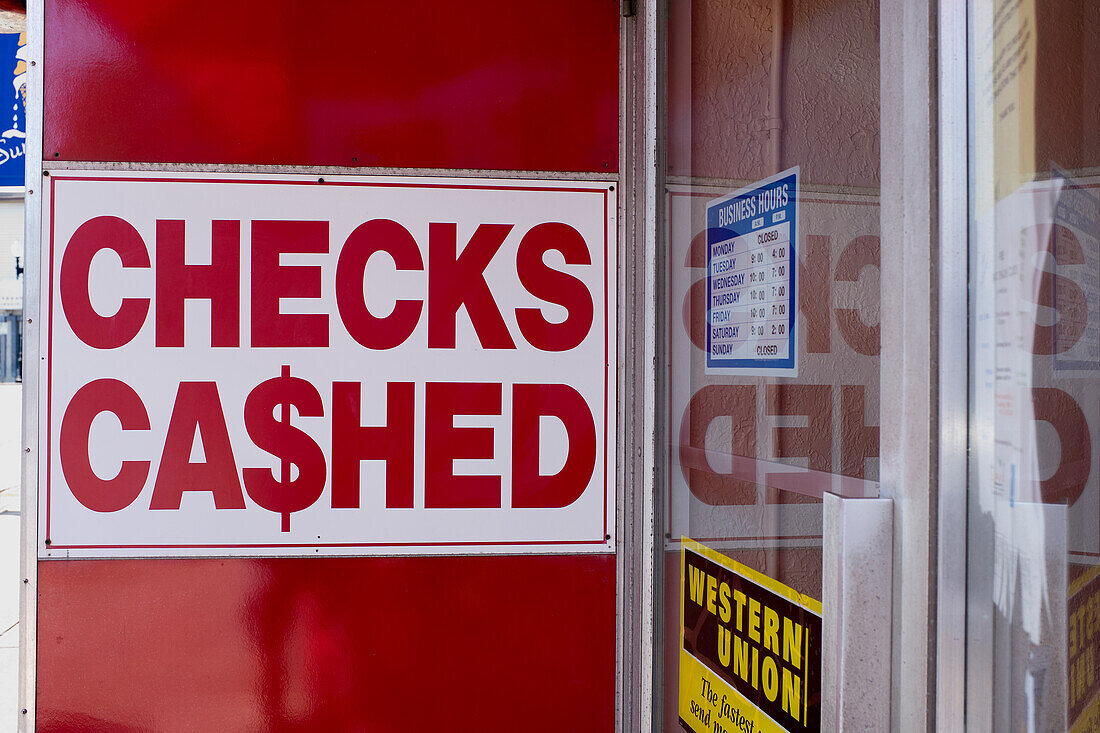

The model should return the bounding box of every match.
[39,171,616,556]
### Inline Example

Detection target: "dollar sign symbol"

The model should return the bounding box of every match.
[243,365,327,532]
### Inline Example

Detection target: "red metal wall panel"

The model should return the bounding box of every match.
[39,3,620,729]
[44,0,619,172]
[37,555,616,732]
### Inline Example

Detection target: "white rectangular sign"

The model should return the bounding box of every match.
[39,171,616,557]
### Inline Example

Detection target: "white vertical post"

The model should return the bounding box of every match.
[617,1,661,731]
[822,493,893,731]
[935,0,970,727]
[879,0,940,728]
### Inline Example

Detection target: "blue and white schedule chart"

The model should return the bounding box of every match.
[705,168,798,376]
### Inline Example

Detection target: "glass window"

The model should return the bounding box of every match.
[968,1,1100,729]
[661,1,882,728]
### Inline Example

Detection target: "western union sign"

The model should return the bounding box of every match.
[679,538,822,733]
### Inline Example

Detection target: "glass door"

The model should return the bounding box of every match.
[968,1,1100,729]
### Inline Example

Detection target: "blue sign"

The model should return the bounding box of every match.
[0,32,26,188]
[705,167,798,376]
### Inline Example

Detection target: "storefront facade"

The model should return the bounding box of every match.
[19,0,1097,730]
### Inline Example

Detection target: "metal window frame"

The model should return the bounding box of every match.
[19,0,42,727]
[617,1,662,731]
[879,0,971,729]
[639,0,967,728]
[936,0,970,729]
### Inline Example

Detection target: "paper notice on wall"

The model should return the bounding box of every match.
[977,178,1061,641]
[974,0,1038,206]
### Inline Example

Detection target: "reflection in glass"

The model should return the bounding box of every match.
[969,1,1100,728]
[662,0,881,728]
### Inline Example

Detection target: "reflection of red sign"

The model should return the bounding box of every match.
[668,186,1097,553]
[668,187,882,543]
[1032,388,1090,506]
[678,383,877,505]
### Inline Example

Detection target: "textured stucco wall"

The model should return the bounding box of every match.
[668,0,880,188]
[1035,0,1100,173]
[783,0,880,188]
[668,0,773,181]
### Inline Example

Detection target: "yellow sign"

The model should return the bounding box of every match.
[1069,565,1100,731]
[679,538,822,733]
[992,0,1037,200]
[973,0,1037,206]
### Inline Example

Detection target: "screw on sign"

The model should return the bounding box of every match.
[243,365,327,532]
